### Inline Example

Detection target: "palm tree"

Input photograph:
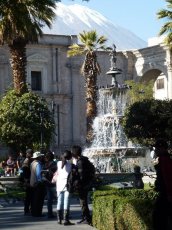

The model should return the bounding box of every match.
[67,30,107,144]
[157,0,172,47]
[0,0,57,94]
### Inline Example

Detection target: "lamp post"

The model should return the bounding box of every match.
[51,101,66,151]
[40,109,44,151]
[51,101,60,147]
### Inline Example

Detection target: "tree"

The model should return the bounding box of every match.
[157,0,172,47]
[125,80,154,104]
[67,30,107,144]
[122,99,172,146]
[0,0,57,94]
[0,90,54,152]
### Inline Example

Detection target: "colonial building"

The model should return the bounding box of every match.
[0,34,170,154]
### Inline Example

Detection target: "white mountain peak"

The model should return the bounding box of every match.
[42,3,147,51]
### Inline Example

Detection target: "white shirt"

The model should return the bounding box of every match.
[56,160,72,192]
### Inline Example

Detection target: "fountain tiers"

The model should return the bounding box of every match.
[84,147,145,157]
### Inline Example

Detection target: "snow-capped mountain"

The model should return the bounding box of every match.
[42,3,147,50]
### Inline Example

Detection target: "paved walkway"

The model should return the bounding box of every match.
[0,196,96,230]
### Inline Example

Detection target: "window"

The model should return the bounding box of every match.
[156,78,164,89]
[31,71,42,91]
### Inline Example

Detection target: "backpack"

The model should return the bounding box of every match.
[66,164,81,193]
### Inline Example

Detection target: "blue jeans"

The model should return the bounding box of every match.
[57,190,70,211]
[47,186,56,216]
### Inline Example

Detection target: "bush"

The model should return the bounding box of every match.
[92,187,157,230]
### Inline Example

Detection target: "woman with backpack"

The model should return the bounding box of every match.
[55,150,74,226]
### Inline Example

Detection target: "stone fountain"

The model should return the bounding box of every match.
[83,44,154,174]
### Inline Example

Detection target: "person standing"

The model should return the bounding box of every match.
[30,151,46,217]
[152,139,172,230]
[22,149,33,215]
[132,165,144,189]
[43,151,57,218]
[55,150,74,226]
[71,145,93,225]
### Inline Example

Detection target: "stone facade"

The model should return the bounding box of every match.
[0,35,170,154]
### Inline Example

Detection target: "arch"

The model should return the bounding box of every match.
[140,68,168,100]
[140,68,162,83]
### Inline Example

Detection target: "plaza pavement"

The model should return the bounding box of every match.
[0,196,96,230]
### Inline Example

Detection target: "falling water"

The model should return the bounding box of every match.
[91,87,130,149]
[83,86,154,173]
[83,45,154,173]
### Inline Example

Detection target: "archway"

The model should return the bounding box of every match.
[140,69,167,99]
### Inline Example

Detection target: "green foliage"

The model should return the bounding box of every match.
[157,0,172,48]
[125,80,154,104]
[93,187,157,200]
[0,90,54,152]
[0,0,56,45]
[92,187,156,230]
[67,30,107,57]
[122,99,172,146]
[114,198,153,230]
[0,183,25,200]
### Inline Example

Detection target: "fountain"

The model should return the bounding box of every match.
[83,44,154,174]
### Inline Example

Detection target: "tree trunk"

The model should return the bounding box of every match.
[84,52,98,144]
[9,40,28,94]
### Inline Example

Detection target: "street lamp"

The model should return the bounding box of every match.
[40,109,44,151]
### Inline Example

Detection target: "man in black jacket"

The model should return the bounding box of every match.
[71,145,93,225]
[43,151,57,218]
[21,149,33,215]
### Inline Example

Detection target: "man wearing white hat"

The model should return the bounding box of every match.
[30,151,45,217]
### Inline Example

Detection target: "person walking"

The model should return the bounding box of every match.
[43,151,57,218]
[71,145,93,225]
[55,150,74,226]
[21,148,33,215]
[30,151,46,217]
[152,139,172,230]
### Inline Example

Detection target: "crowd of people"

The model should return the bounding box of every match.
[0,151,28,176]
[1,145,94,226]
[1,139,172,228]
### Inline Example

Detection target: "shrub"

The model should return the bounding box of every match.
[92,187,156,230]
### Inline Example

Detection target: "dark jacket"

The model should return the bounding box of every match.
[43,161,57,187]
[77,156,94,187]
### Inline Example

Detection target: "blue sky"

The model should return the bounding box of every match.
[61,0,166,42]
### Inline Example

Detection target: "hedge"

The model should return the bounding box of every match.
[92,187,157,230]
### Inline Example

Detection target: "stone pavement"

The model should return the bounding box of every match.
[0,196,96,230]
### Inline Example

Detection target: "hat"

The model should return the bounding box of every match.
[32,151,44,159]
